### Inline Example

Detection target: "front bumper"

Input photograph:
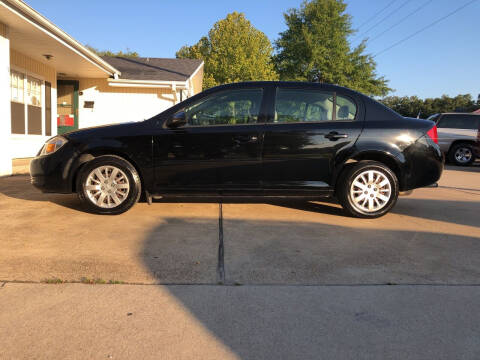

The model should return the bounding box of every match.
[30,143,77,193]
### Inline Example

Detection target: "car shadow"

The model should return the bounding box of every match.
[153,196,346,217]
[1,175,478,227]
[274,197,480,228]
[445,162,480,173]
[0,175,84,211]
[0,176,343,216]
[140,216,480,359]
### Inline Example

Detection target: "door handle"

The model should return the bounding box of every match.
[233,135,259,144]
[325,131,348,141]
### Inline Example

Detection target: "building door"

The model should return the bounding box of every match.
[57,80,79,134]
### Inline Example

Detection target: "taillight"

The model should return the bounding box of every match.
[426,125,438,144]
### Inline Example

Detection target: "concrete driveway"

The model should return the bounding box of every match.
[0,164,479,285]
[1,164,479,359]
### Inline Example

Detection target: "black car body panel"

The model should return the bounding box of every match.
[30,81,443,197]
[31,122,154,193]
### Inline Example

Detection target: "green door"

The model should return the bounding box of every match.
[57,80,79,134]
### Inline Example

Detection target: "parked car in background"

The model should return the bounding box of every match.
[427,113,480,166]
[476,121,480,158]
[30,82,443,218]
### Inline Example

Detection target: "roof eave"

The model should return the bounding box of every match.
[107,78,189,89]
[3,0,121,77]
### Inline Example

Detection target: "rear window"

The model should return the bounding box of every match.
[437,115,480,130]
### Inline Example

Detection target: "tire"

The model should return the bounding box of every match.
[77,155,142,215]
[448,143,475,166]
[337,161,399,219]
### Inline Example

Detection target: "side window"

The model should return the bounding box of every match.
[336,95,357,120]
[275,89,334,123]
[184,89,263,126]
[460,115,479,130]
[438,115,478,129]
[436,116,450,128]
[274,88,357,123]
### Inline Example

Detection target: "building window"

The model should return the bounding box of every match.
[10,70,47,135]
[11,70,26,134]
[27,76,42,107]
[10,71,24,103]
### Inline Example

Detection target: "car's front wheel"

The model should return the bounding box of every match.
[77,155,142,214]
[448,142,475,166]
[337,161,399,218]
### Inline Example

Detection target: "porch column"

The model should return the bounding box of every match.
[0,22,12,176]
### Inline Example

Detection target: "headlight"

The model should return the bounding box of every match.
[40,136,67,156]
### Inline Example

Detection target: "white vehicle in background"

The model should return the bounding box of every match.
[427,113,480,166]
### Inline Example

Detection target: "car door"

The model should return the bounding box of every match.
[153,87,266,194]
[437,114,479,153]
[262,86,364,194]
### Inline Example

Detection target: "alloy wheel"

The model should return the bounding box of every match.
[350,170,392,213]
[454,147,472,164]
[84,165,130,208]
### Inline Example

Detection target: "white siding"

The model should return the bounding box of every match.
[0,22,12,175]
[77,78,177,129]
[9,49,57,160]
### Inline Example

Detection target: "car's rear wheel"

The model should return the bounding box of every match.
[77,155,141,214]
[448,143,475,166]
[337,161,399,218]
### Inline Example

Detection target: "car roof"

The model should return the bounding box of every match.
[210,81,362,94]
[438,113,480,116]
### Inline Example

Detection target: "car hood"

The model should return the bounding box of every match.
[63,121,147,140]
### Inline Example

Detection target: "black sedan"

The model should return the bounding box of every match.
[30,82,443,218]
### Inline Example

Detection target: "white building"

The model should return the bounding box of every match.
[0,0,204,176]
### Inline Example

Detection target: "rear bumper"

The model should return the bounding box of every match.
[401,136,444,191]
[474,142,480,157]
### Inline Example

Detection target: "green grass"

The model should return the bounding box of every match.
[42,278,64,284]
[42,277,126,285]
[108,280,125,284]
[80,277,106,284]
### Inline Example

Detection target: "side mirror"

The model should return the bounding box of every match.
[167,111,187,128]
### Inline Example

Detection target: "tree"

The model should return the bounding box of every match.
[381,94,480,118]
[176,12,278,89]
[274,0,390,96]
[86,45,139,58]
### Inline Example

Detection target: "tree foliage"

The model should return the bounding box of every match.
[274,0,390,97]
[176,12,278,89]
[86,45,139,58]
[381,94,480,118]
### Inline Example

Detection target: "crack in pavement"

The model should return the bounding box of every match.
[3,280,480,287]
[217,202,225,284]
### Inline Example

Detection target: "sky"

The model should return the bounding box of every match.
[25,0,480,99]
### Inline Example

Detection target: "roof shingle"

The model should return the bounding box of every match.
[102,56,203,82]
